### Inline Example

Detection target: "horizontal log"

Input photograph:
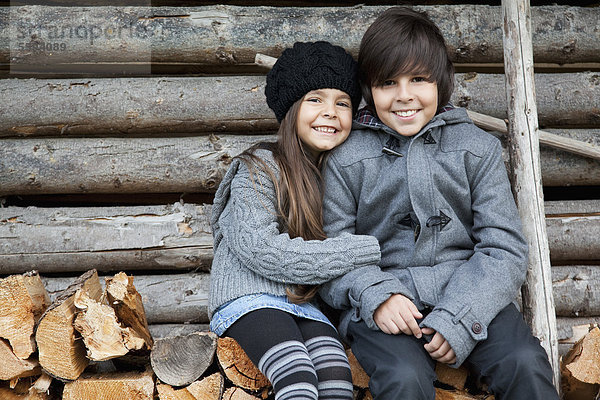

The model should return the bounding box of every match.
[0,203,213,273]
[42,273,210,324]
[36,266,600,327]
[148,324,209,339]
[2,5,597,65]
[1,131,598,197]
[1,73,598,137]
[0,135,272,194]
[1,201,599,274]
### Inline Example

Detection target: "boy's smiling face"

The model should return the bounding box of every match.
[371,73,438,137]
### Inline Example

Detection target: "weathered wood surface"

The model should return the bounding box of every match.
[148,324,209,339]
[2,5,597,66]
[42,273,210,324]
[150,331,217,386]
[34,266,600,327]
[0,130,598,197]
[0,135,272,194]
[0,203,213,273]
[1,73,598,137]
[502,0,559,384]
[1,201,598,274]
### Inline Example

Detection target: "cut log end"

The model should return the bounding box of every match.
[151,331,217,387]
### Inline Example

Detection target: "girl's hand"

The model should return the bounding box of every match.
[422,327,456,364]
[374,294,423,337]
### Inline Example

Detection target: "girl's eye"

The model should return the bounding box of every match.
[337,101,350,108]
[306,97,321,103]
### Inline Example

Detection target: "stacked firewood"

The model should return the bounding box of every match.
[1,269,599,399]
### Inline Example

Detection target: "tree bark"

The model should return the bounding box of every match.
[502,0,560,386]
[2,5,597,66]
[0,73,597,137]
[0,131,598,197]
[2,201,597,275]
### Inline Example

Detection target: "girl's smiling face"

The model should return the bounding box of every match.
[296,88,354,159]
[371,73,438,137]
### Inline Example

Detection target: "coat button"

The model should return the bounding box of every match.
[472,322,483,334]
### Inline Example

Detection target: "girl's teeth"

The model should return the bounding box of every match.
[394,110,417,117]
[314,127,336,133]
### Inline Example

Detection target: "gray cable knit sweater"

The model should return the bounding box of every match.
[208,148,382,317]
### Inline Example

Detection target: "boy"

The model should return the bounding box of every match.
[319,7,558,399]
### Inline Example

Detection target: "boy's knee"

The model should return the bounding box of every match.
[370,363,435,400]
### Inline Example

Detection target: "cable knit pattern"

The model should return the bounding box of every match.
[209,149,381,317]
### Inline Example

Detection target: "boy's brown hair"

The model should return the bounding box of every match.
[358,7,455,110]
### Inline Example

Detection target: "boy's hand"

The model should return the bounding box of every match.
[422,327,456,364]
[374,294,423,338]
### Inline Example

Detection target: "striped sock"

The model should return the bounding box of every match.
[305,336,354,400]
[258,340,318,400]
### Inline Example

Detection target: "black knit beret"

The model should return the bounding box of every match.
[265,41,362,122]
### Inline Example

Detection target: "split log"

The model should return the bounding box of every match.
[0,73,598,137]
[105,272,153,349]
[216,337,269,392]
[156,373,224,400]
[150,331,217,387]
[222,387,261,400]
[29,373,53,396]
[73,289,145,361]
[0,385,49,400]
[156,383,197,400]
[62,368,155,400]
[0,271,50,359]
[43,273,210,324]
[561,327,600,400]
[435,363,469,391]
[2,5,597,66]
[0,203,213,274]
[35,269,101,381]
[185,373,225,400]
[0,338,40,380]
[435,388,494,399]
[557,317,600,341]
[346,349,369,389]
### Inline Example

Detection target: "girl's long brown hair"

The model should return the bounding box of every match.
[238,98,327,303]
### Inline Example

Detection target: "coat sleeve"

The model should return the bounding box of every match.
[319,154,415,330]
[219,158,381,286]
[421,140,528,367]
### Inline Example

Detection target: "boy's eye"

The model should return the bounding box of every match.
[382,80,396,86]
[412,76,431,83]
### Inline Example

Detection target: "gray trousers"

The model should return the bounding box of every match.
[347,304,559,400]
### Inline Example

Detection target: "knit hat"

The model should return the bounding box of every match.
[265,41,362,122]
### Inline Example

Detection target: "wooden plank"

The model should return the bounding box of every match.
[0,131,598,196]
[1,201,598,274]
[502,0,559,385]
[2,5,597,66]
[552,266,600,318]
[0,73,598,137]
[42,273,210,324]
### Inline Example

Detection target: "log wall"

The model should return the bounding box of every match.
[1,1,599,383]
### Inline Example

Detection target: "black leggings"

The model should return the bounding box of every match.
[226,308,353,400]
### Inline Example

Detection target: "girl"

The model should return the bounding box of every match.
[208,41,381,400]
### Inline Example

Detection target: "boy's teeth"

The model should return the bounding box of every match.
[314,127,336,133]
[394,110,417,117]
